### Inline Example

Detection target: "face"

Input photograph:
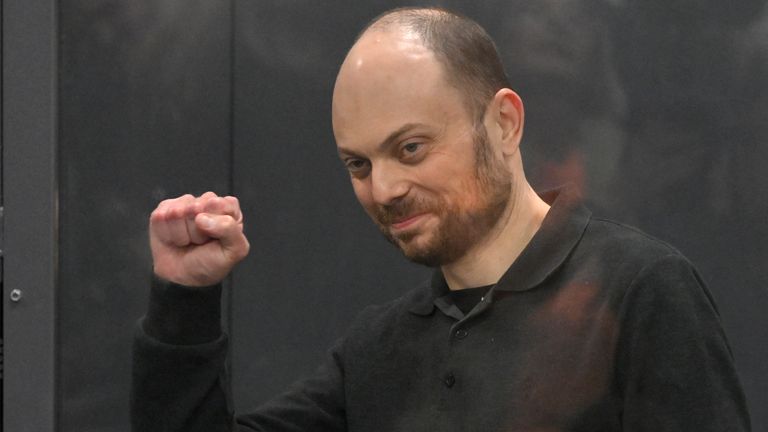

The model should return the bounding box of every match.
[332,30,513,266]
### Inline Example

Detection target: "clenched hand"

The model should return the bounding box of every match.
[149,192,250,287]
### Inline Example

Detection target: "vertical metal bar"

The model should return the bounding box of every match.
[224,0,236,346]
[2,0,58,430]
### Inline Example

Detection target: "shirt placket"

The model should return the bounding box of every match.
[435,291,495,414]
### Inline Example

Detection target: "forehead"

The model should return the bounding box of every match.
[332,30,469,151]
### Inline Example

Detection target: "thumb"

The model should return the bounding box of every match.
[195,213,249,254]
[196,213,218,232]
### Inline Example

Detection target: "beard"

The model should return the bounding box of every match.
[374,125,513,267]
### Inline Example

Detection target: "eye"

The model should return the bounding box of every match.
[344,158,370,177]
[402,142,421,154]
[400,142,426,161]
[400,141,424,159]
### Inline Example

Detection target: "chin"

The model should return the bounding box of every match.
[402,249,443,268]
[380,225,453,267]
[395,236,445,268]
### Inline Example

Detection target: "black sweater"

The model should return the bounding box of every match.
[132,186,750,431]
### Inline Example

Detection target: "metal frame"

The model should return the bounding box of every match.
[2,0,58,430]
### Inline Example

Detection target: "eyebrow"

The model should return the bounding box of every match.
[337,123,427,158]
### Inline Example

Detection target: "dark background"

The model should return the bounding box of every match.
[3,1,767,431]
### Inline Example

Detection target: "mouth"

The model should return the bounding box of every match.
[390,213,428,231]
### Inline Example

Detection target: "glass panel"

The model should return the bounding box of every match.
[54,1,768,430]
[57,1,233,430]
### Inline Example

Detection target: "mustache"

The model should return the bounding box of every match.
[374,195,437,225]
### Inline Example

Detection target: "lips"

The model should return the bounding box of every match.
[390,213,427,230]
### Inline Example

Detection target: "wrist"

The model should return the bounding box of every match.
[143,274,223,345]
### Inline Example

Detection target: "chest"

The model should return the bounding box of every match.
[343,286,623,431]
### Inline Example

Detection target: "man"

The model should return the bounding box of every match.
[132,7,750,432]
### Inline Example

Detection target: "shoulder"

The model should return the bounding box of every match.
[576,219,727,351]
[347,280,432,328]
[582,218,718,318]
[586,217,682,262]
[560,216,714,310]
[578,217,696,279]
[340,280,433,350]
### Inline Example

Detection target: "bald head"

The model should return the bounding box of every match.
[352,7,511,123]
[332,24,460,151]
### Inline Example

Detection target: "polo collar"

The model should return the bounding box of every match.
[407,184,591,315]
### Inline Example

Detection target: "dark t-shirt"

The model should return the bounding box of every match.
[444,285,492,315]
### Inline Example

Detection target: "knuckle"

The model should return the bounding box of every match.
[201,201,215,213]
[208,197,228,213]
[152,206,170,220]
[167,206,183,218]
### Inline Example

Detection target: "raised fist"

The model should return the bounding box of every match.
[149,192,250,287]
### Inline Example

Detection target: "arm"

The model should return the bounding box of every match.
[131,193,347,431]
[132,277,233,432]
[132,192,248,432]
[616,254,751,431]
[131,276,348,432]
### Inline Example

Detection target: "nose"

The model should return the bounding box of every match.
[370,161,410,206]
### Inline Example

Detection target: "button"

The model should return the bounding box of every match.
[443,373,455,388]
[455,329,468,339]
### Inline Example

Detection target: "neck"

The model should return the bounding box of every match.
[441,182,550,291]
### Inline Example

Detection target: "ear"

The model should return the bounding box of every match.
[486,88,524,157]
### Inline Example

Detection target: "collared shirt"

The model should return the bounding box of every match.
[133,186,751,432]
[439,285,492,317]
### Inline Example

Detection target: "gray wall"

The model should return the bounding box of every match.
[3,1,767,431]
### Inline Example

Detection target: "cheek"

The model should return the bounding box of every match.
[351,180,376,214]
[451,179,485,208]
[424,165,484,208]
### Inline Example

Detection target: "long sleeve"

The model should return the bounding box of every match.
[131,276,234,432]
[131,276,348,432]
[615,254,751,431]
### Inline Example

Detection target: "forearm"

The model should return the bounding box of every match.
[131,276,237,432]
[131,277,349,432]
